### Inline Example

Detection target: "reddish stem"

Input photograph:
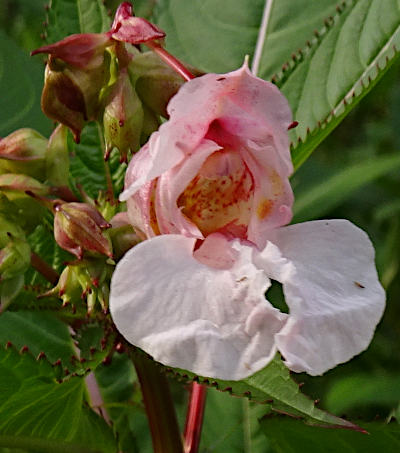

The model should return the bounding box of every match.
[30,252,59,285]
[132,352,183,453]
[183,382,207,453]
[145,42,195,82]
[50,185,80,202]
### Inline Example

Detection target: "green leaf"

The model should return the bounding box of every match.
[154,0,340,75]
[69,123,108,199]
[69,123,124,199]
[0,30,52,136]
[293,153,400,223]
[200,388,272,453]
[0,311,75,365]
[155,1,400,169]
[46,0,110,43]
[71,323,116,376]
[95,354,142,452]
[0,344,117,453]
[260,417,400,453]
[324,373,400,416]
[164,353,359,429]
[280,0,400,169]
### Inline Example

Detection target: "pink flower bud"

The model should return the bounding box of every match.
[32,33,112,70]
[54,202,112,259]
[109,2,165,45]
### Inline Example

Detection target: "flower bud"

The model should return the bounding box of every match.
[41,56,111,143]
[130,51,187,118]
[54,202,113,259]
[42,264,82,307]
[0,235,31,280]
[109,2,165,45]
[42,257,112,313]
[0,174,49,196]
[140,104,161,144]
[0,274,25,312]
[0,175,48,233]
[103,68,143,162]
[0,214,26,247]
[0,129,47,180]
[33,34,113,143]
[46,124,70,187]
[109,212,141,260]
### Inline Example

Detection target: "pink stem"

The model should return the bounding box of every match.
[183,382,207,453]
[145,42,195,82]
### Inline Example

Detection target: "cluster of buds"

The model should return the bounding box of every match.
[0,126,71,232]
[0,2,197,313]
[42,257,113,314]
[32,2,191,162]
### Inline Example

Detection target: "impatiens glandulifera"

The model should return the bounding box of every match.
[53,202,113,260]
[110,63,385,381]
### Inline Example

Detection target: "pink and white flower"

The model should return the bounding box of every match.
[110,64,385,380]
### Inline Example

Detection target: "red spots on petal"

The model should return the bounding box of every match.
[149,180,161,235]
[257,199,274,220]
[177,149,254,236]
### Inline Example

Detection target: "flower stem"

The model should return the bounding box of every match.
[183,383,207,453]
[30,252,59,285]
[131,352,183,453]
[49,186,80,202]
[145,42,195,82]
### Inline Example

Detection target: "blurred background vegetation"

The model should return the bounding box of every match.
[1,0,399,444]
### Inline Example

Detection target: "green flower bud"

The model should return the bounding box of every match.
[0,175,48,234]
[0,174,49,196]
[0,214,25,247]
[0,235,31,280]
[109,212,141,260]
[46,124,70,187]
[33,34,113,142]
[0,274,25,313]
[0,129,47,180]
[103,68,144,162]
[41,54,111,143]
[130,50,196,118]
[42,257,112,314]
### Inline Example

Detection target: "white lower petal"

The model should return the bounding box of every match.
[255,219,385,375]
[110,234,287,380]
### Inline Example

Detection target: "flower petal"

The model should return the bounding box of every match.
[255,219,385,375]
[120,130,184,201]
[110,235,287,380]
[241,144,293,248]
[156,138,221,236]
